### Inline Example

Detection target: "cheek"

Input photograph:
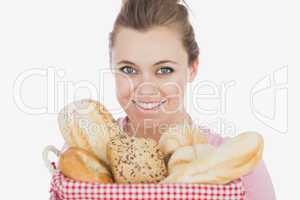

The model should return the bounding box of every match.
[160,80,185,109]
[160,69,188,98]
[115,74,134,105]
[160,76,185,98]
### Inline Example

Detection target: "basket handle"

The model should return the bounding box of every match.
[42,145,61,174]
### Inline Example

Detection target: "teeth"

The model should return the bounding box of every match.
[134,100,165,110]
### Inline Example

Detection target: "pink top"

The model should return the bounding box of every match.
[117,116,277,200]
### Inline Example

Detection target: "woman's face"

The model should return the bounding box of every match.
[111,26,198,127]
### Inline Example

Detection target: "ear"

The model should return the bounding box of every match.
[188,57,199,82]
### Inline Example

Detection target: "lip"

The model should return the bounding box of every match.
[132,99,165,104]
[132,99,167,111]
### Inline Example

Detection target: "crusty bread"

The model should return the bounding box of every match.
[167,144,216,174]
[161,132,264,184]
[108,134,167,183]
[58,147,113,183]
[57,99,122,166]
[158,122,207,159]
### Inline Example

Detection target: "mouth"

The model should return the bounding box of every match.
[132,99,167,111]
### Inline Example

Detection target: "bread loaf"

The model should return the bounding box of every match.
[161,132,264,184]
[167,144,216,174]
[158,122,207,159]
[108,134,167,183]
[57,99,123,166]
[58,147,113,183]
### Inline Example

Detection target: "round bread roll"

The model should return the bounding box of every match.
[108,134,168,183]
[158,122,207,159]
[57,99,123,166]
[59,147,113,183]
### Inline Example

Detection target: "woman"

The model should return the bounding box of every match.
[108,0,276,199]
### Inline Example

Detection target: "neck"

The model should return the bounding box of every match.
[124,111,193,142]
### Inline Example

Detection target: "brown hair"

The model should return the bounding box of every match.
[109,0,199,67]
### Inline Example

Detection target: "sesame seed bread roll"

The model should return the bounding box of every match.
[108,134,168,183]
[57,99,123,166]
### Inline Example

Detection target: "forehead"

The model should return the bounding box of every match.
[111,26,188,65]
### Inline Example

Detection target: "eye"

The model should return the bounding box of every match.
[119,66,137,74]
[157,66,174,75]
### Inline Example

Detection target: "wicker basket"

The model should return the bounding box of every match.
[43,145,246,200]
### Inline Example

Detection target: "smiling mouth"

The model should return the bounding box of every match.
[132,99,167,110]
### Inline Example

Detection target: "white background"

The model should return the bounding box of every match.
[0,0,298,199]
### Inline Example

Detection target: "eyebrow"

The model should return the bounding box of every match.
[117,60,178,67]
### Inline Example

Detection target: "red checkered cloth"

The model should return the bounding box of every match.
[49,164,246,200]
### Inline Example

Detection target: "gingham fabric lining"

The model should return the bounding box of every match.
[50,168,246,200]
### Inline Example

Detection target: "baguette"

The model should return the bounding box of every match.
[161,132,264,184]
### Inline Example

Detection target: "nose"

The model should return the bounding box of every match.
[135,75,160,97]
[137,82,159,96]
